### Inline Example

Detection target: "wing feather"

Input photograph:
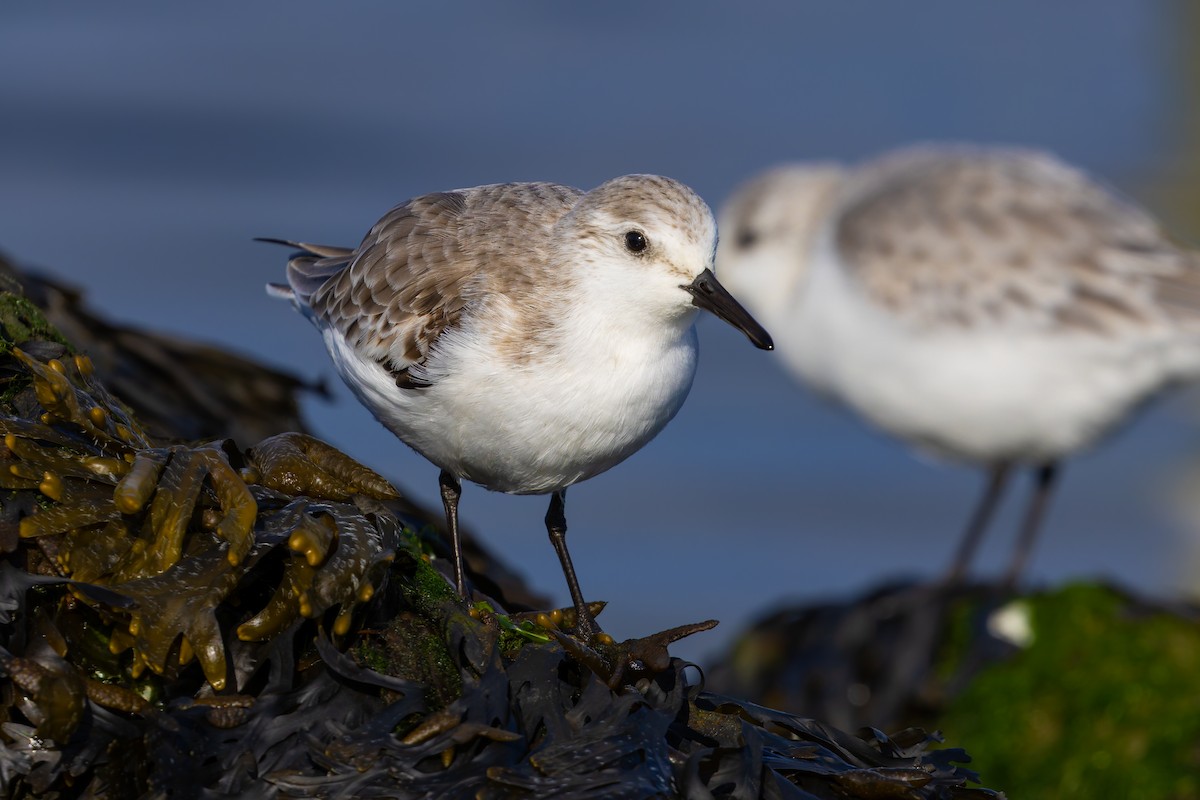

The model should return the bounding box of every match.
[833,146,1200,335]
[276,183,581,387]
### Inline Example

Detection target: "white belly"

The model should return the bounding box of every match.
[785,259,1199,465]
[323,319,699,494]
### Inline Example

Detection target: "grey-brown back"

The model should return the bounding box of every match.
[833,146,1200,334]
[290,182,582,384]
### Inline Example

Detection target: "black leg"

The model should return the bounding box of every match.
[438,469,467,598]
[545,490,598,641]
[944,464,1012,584]
[1003,462,1059,588]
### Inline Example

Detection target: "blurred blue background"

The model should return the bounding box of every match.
[3,1,1198,663]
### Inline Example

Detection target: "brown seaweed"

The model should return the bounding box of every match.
[0,281,997,798]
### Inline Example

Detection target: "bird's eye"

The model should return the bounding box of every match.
[736,229,758,249]
[624,230,648,253]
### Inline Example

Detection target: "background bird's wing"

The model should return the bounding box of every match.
[833,146,1200,335]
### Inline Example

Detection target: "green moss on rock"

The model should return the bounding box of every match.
[358,609,462,712]
[937,583,1200,799]
[0,291,71,406]
[0,292,70,353]
[355,551,469,712]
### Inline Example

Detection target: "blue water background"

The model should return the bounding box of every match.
[2,2,1195,662]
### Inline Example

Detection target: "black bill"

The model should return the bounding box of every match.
[682,269,774,350]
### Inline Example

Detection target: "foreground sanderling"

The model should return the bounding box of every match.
[717,145,1200,582]
[266,175,773,640]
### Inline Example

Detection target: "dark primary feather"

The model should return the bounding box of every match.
[254,238,353,259]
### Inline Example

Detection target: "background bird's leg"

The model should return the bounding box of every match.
[545,490,598,641]
[944,463,1012,584]
[438,469,467,597]
[1003,462,1059,588]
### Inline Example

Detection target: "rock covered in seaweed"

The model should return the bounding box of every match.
[0,272,999,797]
[0,249,320,444]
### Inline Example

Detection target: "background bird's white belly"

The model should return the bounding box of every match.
[791,260,1186,465]
[324,321,700,495]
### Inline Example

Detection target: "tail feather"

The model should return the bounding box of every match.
[265,282,293,300]
[257,237,353,306]
[254,238,353,259]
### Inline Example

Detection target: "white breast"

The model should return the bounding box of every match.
[783,241,1197,465]
[321,304,700,494]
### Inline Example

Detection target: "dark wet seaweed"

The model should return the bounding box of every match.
[0,276,998,798]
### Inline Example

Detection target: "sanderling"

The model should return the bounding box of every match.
[265,175,773,640]
[717,145,1200,582]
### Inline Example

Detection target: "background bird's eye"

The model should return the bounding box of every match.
[736,229,759,249]
[624,230,647,253]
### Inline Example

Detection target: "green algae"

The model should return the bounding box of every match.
[0,291,70,407]
[399,547,463,616]
[936,583,1200,799]
[352,550,468,716]
[0,292,70,354]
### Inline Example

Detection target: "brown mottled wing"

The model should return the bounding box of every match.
[302,183,582,387]
[833,147,1200,334]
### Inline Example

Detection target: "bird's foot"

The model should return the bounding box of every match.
[492,600,718,687]
[548,617,718,690]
